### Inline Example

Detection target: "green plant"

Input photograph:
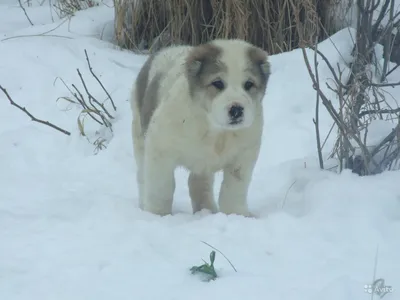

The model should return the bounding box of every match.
[190,250,218,282]
[190,241,238,282]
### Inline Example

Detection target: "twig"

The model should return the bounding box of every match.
[18,0,34,26]
[76,68,114,120]
[54,50,116,146]
[282,180,297,209]
[359,107,400,118]
[308,45,349,90]
[321,122,335,149]
[1,34,72,42]
[35,17,70,35]
[48,0,54,22]
[54,76,105,126]
[386,64,400,78]
[300,47,360,153]
[369,81,400,88]
[71,83,104,125]
[0,85,71,136]
[84,49,117,111]
[313,37,324,170]
[370,122,400,157]
[1,18,71,42]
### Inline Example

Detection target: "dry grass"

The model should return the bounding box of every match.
[113,0,334,54]
[54,0,99,18]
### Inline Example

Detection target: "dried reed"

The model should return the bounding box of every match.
[113,0,334,54]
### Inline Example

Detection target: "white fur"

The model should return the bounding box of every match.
[130,40,266,217]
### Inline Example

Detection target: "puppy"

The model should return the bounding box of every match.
[130,39,270,216]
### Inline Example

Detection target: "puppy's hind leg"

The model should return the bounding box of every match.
[188,173,218,214]
[132,116,145,209]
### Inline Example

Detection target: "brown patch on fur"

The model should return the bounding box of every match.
[185,43,226,98]
[231,167,242,181]
[214,132,227,155]
[247,46,270,93]
[135,54,155,114]
[140,72,163,134]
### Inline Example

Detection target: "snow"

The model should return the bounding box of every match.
[1,1,400,299]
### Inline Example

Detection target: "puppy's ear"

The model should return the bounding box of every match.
[248,46,271,83]
[260,61,271,77]
[186,59,202,77]
[185,43,221,77]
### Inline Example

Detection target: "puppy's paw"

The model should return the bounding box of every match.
[142,202,172,216]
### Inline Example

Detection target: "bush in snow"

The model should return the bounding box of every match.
[55,49,117,154]
[292,0,400,175]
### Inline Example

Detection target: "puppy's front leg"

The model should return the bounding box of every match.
[142,148,176,216]
[188,172,218,214]
[218,148,259,217]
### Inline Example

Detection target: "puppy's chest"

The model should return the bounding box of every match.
[179,132,240,173]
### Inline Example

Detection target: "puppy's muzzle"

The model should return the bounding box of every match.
[228,104,244,125]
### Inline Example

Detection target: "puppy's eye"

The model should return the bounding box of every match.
[211,80,225,90]
[243,81,254,91]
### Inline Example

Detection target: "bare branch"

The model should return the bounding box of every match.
[371,0,391,37]
[76,68,114,120]
[18,0,33,26]
[308,45,349,90]
[0,85,71,136]
[71,83,104,125]
[312,37,324,169]
[1,18,71,42]
[83,49,117,111]
[369,81,400,87]
[54,49,117,152]
[359,107,400,118]
[386,63,400,77]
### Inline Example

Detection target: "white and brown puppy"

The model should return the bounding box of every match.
[130,39,270,217]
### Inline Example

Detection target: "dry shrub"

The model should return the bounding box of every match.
[113,0,335,54]
[293,0,400,175]
[54,0,99,18]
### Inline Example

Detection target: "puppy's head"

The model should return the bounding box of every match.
[185,39,270,130]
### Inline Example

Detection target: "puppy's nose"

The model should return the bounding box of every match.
[228,104,244,120]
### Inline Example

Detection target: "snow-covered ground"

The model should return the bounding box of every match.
[1,1,399,299]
